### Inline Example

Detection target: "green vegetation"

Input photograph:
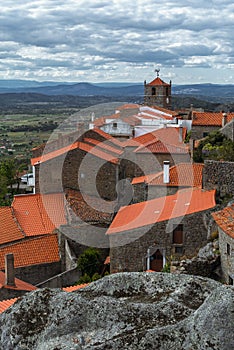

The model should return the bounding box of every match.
[0,158,27,205]
[193,131,234,163]
[77,247,102,284]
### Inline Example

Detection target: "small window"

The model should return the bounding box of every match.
[229,276,233,285]
[152,87,156,95]
[175,246,183,254]
[203,132,209,137]
[173,224,183,244]
[113,122,117,128]
[227,243,231,256]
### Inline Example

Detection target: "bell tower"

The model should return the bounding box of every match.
[144,69,172,109]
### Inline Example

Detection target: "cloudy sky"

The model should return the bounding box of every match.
[0,0,233,84]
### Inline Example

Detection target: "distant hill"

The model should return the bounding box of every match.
[0,80,233,102]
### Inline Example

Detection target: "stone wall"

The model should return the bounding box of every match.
[35,147,118,201]
[133,184,179,203]
[221,120,234,142]
[218,228,234,284]
[191,126,220,140]
[203,160,234,198]
[110,210,213,273]
[5,262,62,286]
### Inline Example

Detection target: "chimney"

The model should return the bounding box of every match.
[179,126,183,142]
[222,112,227,127]
[163,161,170,184]
[5,253,15,286]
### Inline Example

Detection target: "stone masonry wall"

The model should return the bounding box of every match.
[191,126,220,140]
[2,261,62,286]
[203,160,234,198]
[110,210,212,273]
[218,228,234,284]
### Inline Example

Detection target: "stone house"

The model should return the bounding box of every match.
[121,126,191,180]
[132,162,204,202]
[107,188,216,273]
[212,203,234,285]
[31,128,123,200]
[191,111,234,140]
[0,193,66,285]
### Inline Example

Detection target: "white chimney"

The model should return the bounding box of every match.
[222,112,227,127]
[5,253,15,286]
[163,161,170,184]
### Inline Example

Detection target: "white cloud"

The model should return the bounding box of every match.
[0,0,232,83]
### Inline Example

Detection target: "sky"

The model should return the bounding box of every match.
[0,0,233,85]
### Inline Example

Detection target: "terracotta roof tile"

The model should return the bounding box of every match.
[107,188,216,234]
[12,193,66,237]
[0,298,18,313]
[212,204,234,238]
[0,234,60,269]
[62,283,89,292]
[104,256,110,265]
[0,207,24,245]
[147,77,170,86]
[192,112,234,126]
[132,163,204,187]
[0,271,37,291]
[83,138,123,156]
[65,189,113,223]
[91,128,124,147]
[116,104,140,110]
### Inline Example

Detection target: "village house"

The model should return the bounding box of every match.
[131,162,204,202]
[212,203,234,285]
[106,188,216,273]
[0,192,66,285]
[190,111,234,140]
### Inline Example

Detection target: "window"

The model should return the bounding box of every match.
[175,246,183,254]
[113,122,117,128]
[203,132,209,137]
[152,87,156,95]
[229,276,233,285]
[227,243,231,256]
[173,224,183,244]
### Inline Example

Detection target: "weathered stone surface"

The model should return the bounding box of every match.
[0,272,233,350]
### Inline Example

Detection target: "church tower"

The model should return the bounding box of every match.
[144,69,172,109]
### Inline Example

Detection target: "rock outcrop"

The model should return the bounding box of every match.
[0,272,233,349]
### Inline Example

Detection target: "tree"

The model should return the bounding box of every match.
[77,248,101,278]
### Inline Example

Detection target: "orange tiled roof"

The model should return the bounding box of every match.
[132,163,204,187]
[116,104,140,110]
[0,234,60,269]
[83,138,123,156]
[212,204,234,238]
[0,298,18,313]
[104,256,110,265]
[0,207,24,245]
[107,188,216,234]
[65,189,113,223]
[31,140,119,166]
[92,128,124,147]
[63,283,89,292]
[192,112,234,126]
[0,271,37,291]
[12,193,66,237]
[147,77,170,86]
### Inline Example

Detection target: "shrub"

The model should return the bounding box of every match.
[77,247,101,278]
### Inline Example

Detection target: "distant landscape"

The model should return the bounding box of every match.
[0,79,233,164]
